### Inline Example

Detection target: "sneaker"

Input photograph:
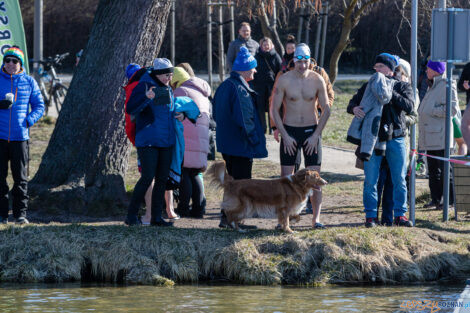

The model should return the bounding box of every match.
[150,219,174,227]
[125,215,142,226]
[15,217,29,225]
[365,217,379,228]
[313,222,325,229]
[381,220,393,227]
[394,216,413,227]
[0,216,7,224]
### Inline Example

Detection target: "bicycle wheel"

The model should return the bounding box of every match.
[53,85,68,114]
[39,83,50,116]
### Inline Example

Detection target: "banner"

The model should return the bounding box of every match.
[0,0,29,73]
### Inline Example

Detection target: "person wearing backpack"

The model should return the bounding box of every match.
[125,58,184,226]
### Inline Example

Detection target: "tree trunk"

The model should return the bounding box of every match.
[328,16,353,84]
[30,0,172,214]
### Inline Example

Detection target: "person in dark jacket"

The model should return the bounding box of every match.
[280,35,296,74]
[0,46,44,224]
[458,61,470,107]
[347,53,414,228]
[253,37,282,133]
[125,58,184,227]
[226,22,259,73]
[214,46,267,228]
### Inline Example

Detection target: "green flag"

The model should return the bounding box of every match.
[0,0,29,73]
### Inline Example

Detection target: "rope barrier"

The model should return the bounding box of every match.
[411,150,470,166]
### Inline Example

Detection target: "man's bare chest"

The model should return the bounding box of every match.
[285,81,318,103]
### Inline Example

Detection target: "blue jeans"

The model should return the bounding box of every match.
[377,162,394,223]
[363,137,407,218]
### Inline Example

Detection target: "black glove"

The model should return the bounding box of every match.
[0,100,12,110]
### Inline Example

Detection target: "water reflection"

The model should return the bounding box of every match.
[0,283,463,312]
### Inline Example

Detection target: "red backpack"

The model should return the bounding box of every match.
[123,68,147,145]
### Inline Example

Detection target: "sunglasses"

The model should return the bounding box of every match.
[295,55,311,60]
[4,58,19,64]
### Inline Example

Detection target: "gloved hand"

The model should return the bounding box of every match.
[0,99,12,110]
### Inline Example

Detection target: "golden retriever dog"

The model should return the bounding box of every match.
[207,161,327,233]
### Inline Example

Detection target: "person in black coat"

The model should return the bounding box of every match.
[253,37,282,134]
[458,62,470,107]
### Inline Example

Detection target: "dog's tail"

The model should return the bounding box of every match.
[206,161,233,188]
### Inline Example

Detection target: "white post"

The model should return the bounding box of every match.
[33,0,43,77]
[410,0,418,225]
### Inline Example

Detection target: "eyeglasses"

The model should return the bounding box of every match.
[295,55,311,60]
[4,58,19,64]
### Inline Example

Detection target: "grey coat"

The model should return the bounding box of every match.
[226,36,259,72]
[347,72,396,160]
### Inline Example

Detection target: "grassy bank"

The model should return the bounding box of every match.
[0,224,469,286]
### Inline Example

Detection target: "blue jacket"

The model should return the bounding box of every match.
[213,72,267,159]
[0,67,44,141]
[167,96,200,189]
[126,71,176,148]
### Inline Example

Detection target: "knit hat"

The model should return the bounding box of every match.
[375,53,398,72]
[152,58,174,75]
[232,46,257,71]
[427,60,446,75]
[3,46,25,66]
[171,67,191,89]
[397,59,411,78]
[126,63,141,79]
[294,43,311,62]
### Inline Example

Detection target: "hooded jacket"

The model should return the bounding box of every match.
[173,77,212,169]
[0,67,44,141]
[126,70,176,148]
[418,74,459,150]
[213,72,267,159]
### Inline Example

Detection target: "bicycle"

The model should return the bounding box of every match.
[30,52,69,116]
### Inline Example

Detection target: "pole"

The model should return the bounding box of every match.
[33,0,43,78]
[319,1,328,68]
[409,0,418,225]
[314,10,322,61]
[218,4,225,81]
[229,2,235,42]
[207,1,213,88]
[170,0,176,65]
[443,9,454,222]
[297,0,304,42]
[437,0,446,8]
[304,11,311,45]
[273,0,277,29]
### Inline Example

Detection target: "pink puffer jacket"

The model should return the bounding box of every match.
[174,77,212,169]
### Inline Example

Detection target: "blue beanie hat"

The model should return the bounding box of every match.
[232,46,257,71]
[375,53,398,72]
[126,63,141,79]
[427,60,446,75]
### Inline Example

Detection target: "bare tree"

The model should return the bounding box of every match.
[30,0,172,213]
[328,0,381,83]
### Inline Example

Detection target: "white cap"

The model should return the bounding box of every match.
[153,58,173,71]
[294,43,311,62]
[398,59,411,78]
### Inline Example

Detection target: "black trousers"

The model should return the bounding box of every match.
[0,140,29,219]
[255,84,273,134]
[222,154,253,180]
[177,167,205,216]
[426,149,454,205]
[128,146,173,221]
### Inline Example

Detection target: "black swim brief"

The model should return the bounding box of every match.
[280,124,322,167]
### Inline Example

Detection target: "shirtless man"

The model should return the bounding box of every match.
[270,43,330,229]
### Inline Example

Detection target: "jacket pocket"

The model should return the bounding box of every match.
[423,123,442,147]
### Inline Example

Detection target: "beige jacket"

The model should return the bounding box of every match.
[418,74,459,150]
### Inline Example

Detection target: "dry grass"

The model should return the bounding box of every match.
[0,223,469,286]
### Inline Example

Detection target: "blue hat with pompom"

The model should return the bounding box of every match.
[232,46,257,71]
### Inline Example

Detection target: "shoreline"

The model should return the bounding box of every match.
[1,224,469,286]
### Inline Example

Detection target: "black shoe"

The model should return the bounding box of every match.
[394,216,413,227]
[15,217,29,224]
[125,215,142,226]
[189,211,204,219]
[423,200,439,208]
[0,216,7,224]
[381,220,393,227]
[365,217,379,228]
[150,219,174,227]
[314,222,325,229]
